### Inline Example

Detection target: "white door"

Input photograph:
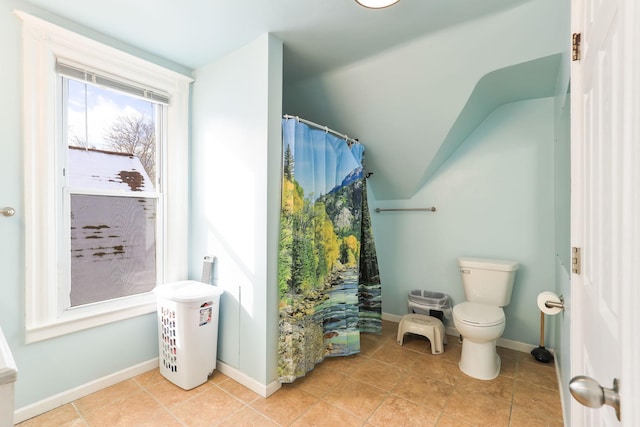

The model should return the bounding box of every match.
[570,0,640,424]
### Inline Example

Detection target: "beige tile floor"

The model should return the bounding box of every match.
[17,320,564,426]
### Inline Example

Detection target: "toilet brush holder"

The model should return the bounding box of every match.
[531,311,553,363]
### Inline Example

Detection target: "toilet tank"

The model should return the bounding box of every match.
[458,257,519,306]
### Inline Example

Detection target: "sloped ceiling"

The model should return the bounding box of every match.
[418,54,563,188]
[284,0,567,199]
[21,0,566,201]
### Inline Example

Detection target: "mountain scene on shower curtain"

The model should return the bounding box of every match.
[278,140,381,382]
[278,164,363,306]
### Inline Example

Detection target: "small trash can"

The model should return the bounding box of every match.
[155,280,223,390]
[408,290,452,325]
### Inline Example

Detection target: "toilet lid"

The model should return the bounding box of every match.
[453,302,505,327]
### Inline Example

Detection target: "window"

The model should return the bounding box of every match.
[18,11,192,342]
[61,69,163,307]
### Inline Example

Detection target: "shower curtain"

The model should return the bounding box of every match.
[278,117,381,383]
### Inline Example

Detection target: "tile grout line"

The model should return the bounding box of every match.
[138,386,188,427]
[209,380,263,426]
[18,322,562,426]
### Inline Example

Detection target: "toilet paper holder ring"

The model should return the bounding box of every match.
[544,295,565,311]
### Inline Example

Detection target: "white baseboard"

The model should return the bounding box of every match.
[215,360,281,398]
[14,357,282,424]
[13,315,550,424]
[15,358,281,424]
[383,312,545,354]
[381,312,403,323]
[554,355,568,427]
[496,335,539,354]
[13,358,158,424]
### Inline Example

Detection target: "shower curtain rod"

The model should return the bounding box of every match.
[283,114,360,146]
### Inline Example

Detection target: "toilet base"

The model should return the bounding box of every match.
[459,338,500,380]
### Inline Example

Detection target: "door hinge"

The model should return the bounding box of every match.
[572,247,582,274]
[572,32,581,61]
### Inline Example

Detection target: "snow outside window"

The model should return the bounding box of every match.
[62,77,162,308]
[18,11,192,342]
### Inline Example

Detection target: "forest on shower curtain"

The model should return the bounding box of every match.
[278,117,381,383]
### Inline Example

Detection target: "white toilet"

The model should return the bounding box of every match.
[452,257,519,380]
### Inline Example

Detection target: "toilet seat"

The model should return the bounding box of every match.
[453,302,504,327]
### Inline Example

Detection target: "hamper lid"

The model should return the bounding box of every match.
[155,280,223,302]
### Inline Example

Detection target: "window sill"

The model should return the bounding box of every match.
[25,293,157,344]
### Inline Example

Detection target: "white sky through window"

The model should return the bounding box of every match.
[67,79,155,150]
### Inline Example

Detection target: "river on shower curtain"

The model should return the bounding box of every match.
[278,117,381,383]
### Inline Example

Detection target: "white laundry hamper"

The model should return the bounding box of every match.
[155,280,223,390]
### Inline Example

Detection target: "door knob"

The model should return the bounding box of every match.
[569,375,620,421]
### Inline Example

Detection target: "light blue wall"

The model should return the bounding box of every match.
[280,0,569,352]
[553,23,572,422]
[0,0,571,416]
[284,0,566,201]
[0,0,190,410]
[190,34,282,386]
[554,99,571,424]
[370,97,556,345]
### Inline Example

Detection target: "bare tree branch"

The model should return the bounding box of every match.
[104,113,156,182]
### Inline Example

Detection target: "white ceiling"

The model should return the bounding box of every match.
[21,0,559,201]
[22,0,532,82]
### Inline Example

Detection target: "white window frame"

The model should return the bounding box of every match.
[18,11,192,343]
